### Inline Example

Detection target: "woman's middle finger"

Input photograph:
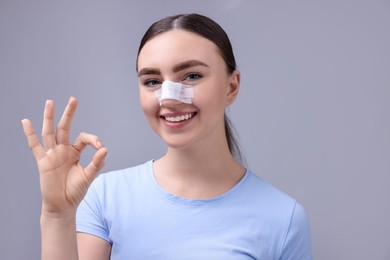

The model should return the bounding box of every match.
[41,100,56,149]
[56,96,78,145]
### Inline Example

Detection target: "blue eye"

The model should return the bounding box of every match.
[144,79,161,87]
[184,73,202,81]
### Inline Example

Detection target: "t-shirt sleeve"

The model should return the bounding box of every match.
[76,178,111,244]
[280,202,312,260]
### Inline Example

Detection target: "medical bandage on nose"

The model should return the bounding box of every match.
[154,80,193,105]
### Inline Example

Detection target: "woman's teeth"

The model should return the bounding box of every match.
[165,113,193,122]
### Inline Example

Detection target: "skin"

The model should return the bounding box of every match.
[21,29,244,260]
[21,98,111,259]
[138,29,245,199]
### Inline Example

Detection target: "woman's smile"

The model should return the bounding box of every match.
[160,111,198,129]
[161,112,197,122]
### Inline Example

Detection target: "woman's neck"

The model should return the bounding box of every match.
[152,141,245,199]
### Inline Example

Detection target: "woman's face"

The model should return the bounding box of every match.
[137,29,239,151]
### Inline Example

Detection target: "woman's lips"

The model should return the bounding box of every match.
[160,112,197,127]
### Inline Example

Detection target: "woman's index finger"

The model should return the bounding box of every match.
[41,100,56,148]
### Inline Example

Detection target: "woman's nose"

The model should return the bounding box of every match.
[160,98,183,107]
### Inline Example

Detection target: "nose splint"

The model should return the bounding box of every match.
[154,80,193,105]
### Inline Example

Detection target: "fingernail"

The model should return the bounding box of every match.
[97,140,103,148]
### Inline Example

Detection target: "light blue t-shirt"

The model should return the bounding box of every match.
[76,160,312,259]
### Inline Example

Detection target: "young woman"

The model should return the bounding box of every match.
[22,13,312,260]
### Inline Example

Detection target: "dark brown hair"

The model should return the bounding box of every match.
[136,13,243,162]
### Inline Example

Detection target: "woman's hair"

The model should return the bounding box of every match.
[136,13,243,163]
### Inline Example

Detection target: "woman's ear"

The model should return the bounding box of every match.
[226,70,241,106]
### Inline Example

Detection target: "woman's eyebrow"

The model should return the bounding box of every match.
[138,68,161,77]
[173,60,209,73]
[138,60,209,77]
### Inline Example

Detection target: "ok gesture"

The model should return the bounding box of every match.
[21,97,108,217]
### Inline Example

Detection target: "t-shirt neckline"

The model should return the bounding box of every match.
[146,160,250,206]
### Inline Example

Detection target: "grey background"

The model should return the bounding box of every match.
[1,0,389,259]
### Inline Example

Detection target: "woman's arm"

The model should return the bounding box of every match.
[39,213,111,260]
[77,233,111,259]
[40,211,79,260]
[21,97,108,260]
[280,203,312,260]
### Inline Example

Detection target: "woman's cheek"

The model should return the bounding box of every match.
[139,90,155,115]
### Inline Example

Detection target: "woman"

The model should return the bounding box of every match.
[21,13,312,259]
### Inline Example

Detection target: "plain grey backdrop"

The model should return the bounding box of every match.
[1,0,389,259]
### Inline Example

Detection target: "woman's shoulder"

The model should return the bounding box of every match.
[241,170,305,220]
[245,170,296,204]
[242,171,311,248]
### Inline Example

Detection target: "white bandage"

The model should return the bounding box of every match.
[154,80,193,105]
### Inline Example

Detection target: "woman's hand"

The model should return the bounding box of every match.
[21,97,108,217]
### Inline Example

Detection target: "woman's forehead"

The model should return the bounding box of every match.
[137,30,221,70]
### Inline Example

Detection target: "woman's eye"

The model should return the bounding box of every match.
[144,79,161,87]
[184,73,202,81]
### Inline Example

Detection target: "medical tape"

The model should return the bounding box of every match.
[154,80,193,105]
